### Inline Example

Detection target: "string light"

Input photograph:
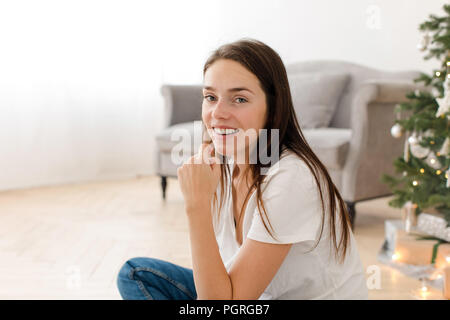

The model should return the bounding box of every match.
[420,168,425,174]
[436,71,441,77]
[420,278,430,298]
[412,278,432,300]
[436,170,442,175]
[412,180,419,186]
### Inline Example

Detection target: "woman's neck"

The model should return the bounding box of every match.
[232,163,252,188]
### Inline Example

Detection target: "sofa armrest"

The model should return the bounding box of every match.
[362,79,428,104]
[340,80,425,202]
[160,84,203,127]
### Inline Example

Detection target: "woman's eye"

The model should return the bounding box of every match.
[203,95,247,104]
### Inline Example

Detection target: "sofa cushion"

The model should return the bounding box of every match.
[302,128,352,170]
[288,72,350,129]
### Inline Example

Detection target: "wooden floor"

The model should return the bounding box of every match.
[0,175,445,300]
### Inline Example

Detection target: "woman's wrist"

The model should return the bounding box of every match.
[185,199,212,217]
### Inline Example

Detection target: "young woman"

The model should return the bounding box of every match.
[117,38,368,300]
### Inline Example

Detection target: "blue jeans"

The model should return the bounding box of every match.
[117,257,197,300]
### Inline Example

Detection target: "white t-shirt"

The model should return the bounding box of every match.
[211,149,368,300]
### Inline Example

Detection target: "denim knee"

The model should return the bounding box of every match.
[118,259,132,281]
[117,257,196,300]
[118,257,148,282]
[116,257,148,299]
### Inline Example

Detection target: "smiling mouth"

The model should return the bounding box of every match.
[212,127,240,135]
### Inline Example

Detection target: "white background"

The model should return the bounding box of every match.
[0,0,447,191]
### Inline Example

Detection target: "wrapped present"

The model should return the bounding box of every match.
[435,244,450,269]
[444,267,450,300]
[417,212,450,242]
[383,219,405,253]
[401,201,418,232]
[393,230,442,265]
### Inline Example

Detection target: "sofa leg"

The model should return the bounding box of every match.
[345,201,356,230]
[161,176,167,200]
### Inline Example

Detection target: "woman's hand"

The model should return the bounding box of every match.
[177,143,221,215]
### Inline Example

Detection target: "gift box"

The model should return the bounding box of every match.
[401,201,417,232]
[444,267,450,299]
[383,219,408,253]
[435,244,450,269]
[417,212,450,242]
[393,230,441,265]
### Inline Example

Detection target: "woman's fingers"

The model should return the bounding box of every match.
[195,143,214,163]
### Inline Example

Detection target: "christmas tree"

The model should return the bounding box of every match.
[382,4,450,225]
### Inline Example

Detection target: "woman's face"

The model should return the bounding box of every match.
[202,59,267,162]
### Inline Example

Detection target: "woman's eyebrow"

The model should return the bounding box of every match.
[203,86,254,95]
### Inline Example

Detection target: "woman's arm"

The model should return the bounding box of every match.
[186,204,232,300]
[186,203,292,300]
[178,144,291,299]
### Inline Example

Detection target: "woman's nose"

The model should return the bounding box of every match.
[211,99,230,119]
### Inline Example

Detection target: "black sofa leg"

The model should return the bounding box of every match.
[161,176,167,200]
[345,201,356,230]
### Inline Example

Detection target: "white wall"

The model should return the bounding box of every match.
[0,0,447,191]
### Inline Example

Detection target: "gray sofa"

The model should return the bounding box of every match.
[155,60,421,227]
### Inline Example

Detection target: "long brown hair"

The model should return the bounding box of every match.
[204,38,352,263]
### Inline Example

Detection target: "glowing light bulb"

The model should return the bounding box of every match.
[420,168,425,174]
[412,180,418,186]
[436,71,441,77]
[414,278,432,300]
[436,170,441,175]
[420,278,428,292]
